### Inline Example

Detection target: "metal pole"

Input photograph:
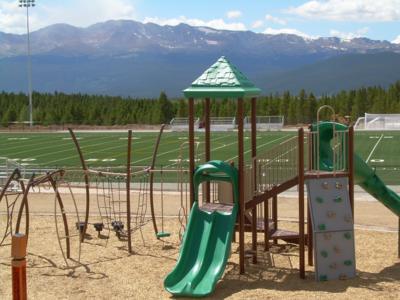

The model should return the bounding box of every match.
[19,1,35,128]
[26,4,33,127]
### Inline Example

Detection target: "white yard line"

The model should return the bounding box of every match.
[366,134,384,163]
[43,134,157,165]
[6,134,115,157]
[163,134,232,169]
[225,134,290,162]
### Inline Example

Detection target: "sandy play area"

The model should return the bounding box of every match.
[0,191,399,299]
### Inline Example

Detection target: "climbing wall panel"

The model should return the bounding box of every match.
[306,176,356,281]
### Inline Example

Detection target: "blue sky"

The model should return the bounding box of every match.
[1,0,400,43]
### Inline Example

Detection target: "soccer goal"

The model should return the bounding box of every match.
[170,117,200,131]
[355,113,400,130]
[245,116,284,131]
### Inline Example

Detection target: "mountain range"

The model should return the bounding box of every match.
[1,20,400,97]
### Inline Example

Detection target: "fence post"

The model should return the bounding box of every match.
[11,233,28,300]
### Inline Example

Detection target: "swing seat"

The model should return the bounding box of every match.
[157,232,171,238]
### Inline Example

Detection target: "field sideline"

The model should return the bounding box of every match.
[1,130,400,184]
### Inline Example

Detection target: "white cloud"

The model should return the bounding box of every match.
[265,14,287,25]
[287,0,400,22]
[0,0,136,33]
[0,1,28,33]
[252,20,264,29]
[329,27,369,40]
[226,10,242,19]
[263,27,315,39]
[144,16,247,31]
[392,35,400,43]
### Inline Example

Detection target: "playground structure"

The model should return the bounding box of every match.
[0,168,82,266]
[1,56,400,298]
[67,125,193,252]
[0,125,194,268]
[164,57,400,296]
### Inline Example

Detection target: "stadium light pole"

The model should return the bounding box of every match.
[19,0,35,128]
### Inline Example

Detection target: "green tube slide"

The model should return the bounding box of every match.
[164,160,239,297]
[312,121,400,216]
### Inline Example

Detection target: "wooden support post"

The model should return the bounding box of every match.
[348,126,355,218]
[231,161,237,244]
[238,98,245,274]
[307,128,314,266]
[126,130,132,253]
[189,98,195,208]
[298,128,305,279]
[205,98,211,203]
[251,97,257,264]
[264,198,269,251]
[11,234,27,300]
[272,194,278,245]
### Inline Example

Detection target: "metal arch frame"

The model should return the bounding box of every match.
[0,169,24,246]
[68,128,90,242]
[10,169,81,264]
[68,128,140,253]
[149,124,166,238]
[15,171,64,235]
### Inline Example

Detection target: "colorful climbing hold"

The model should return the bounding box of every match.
[344,214,352,223]
[316,196,324,203]
[323,233,332,240]
[335,182,343,189]
[344,232,352,240]
[318,224,326,231]
[326,211,336,218]
[319,275,328,281]
[333,246,341,254]
[329,263,337,269]
[320,250,328,258]
[334,196,343,203]
[322,182,329,189]
[344,260,353,266]
[339,274,348,280]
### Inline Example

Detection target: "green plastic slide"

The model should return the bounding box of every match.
[312,121,400,216]
[164,160,239,297]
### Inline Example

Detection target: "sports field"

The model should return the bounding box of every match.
[0,130,399,184]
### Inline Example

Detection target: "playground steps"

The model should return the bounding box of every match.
[200,203,234,213]
[237,217,307,245]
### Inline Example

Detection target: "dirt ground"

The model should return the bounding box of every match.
[0,192,399,299]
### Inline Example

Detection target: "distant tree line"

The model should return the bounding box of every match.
[1,81,400,126]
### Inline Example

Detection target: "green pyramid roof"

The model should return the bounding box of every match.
[183,56,261,98]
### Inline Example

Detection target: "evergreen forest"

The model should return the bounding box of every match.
[1,81,400,126]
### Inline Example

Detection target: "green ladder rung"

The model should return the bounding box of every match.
[157,232,171,238]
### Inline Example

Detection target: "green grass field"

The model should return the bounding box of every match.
[1,130,400,184]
